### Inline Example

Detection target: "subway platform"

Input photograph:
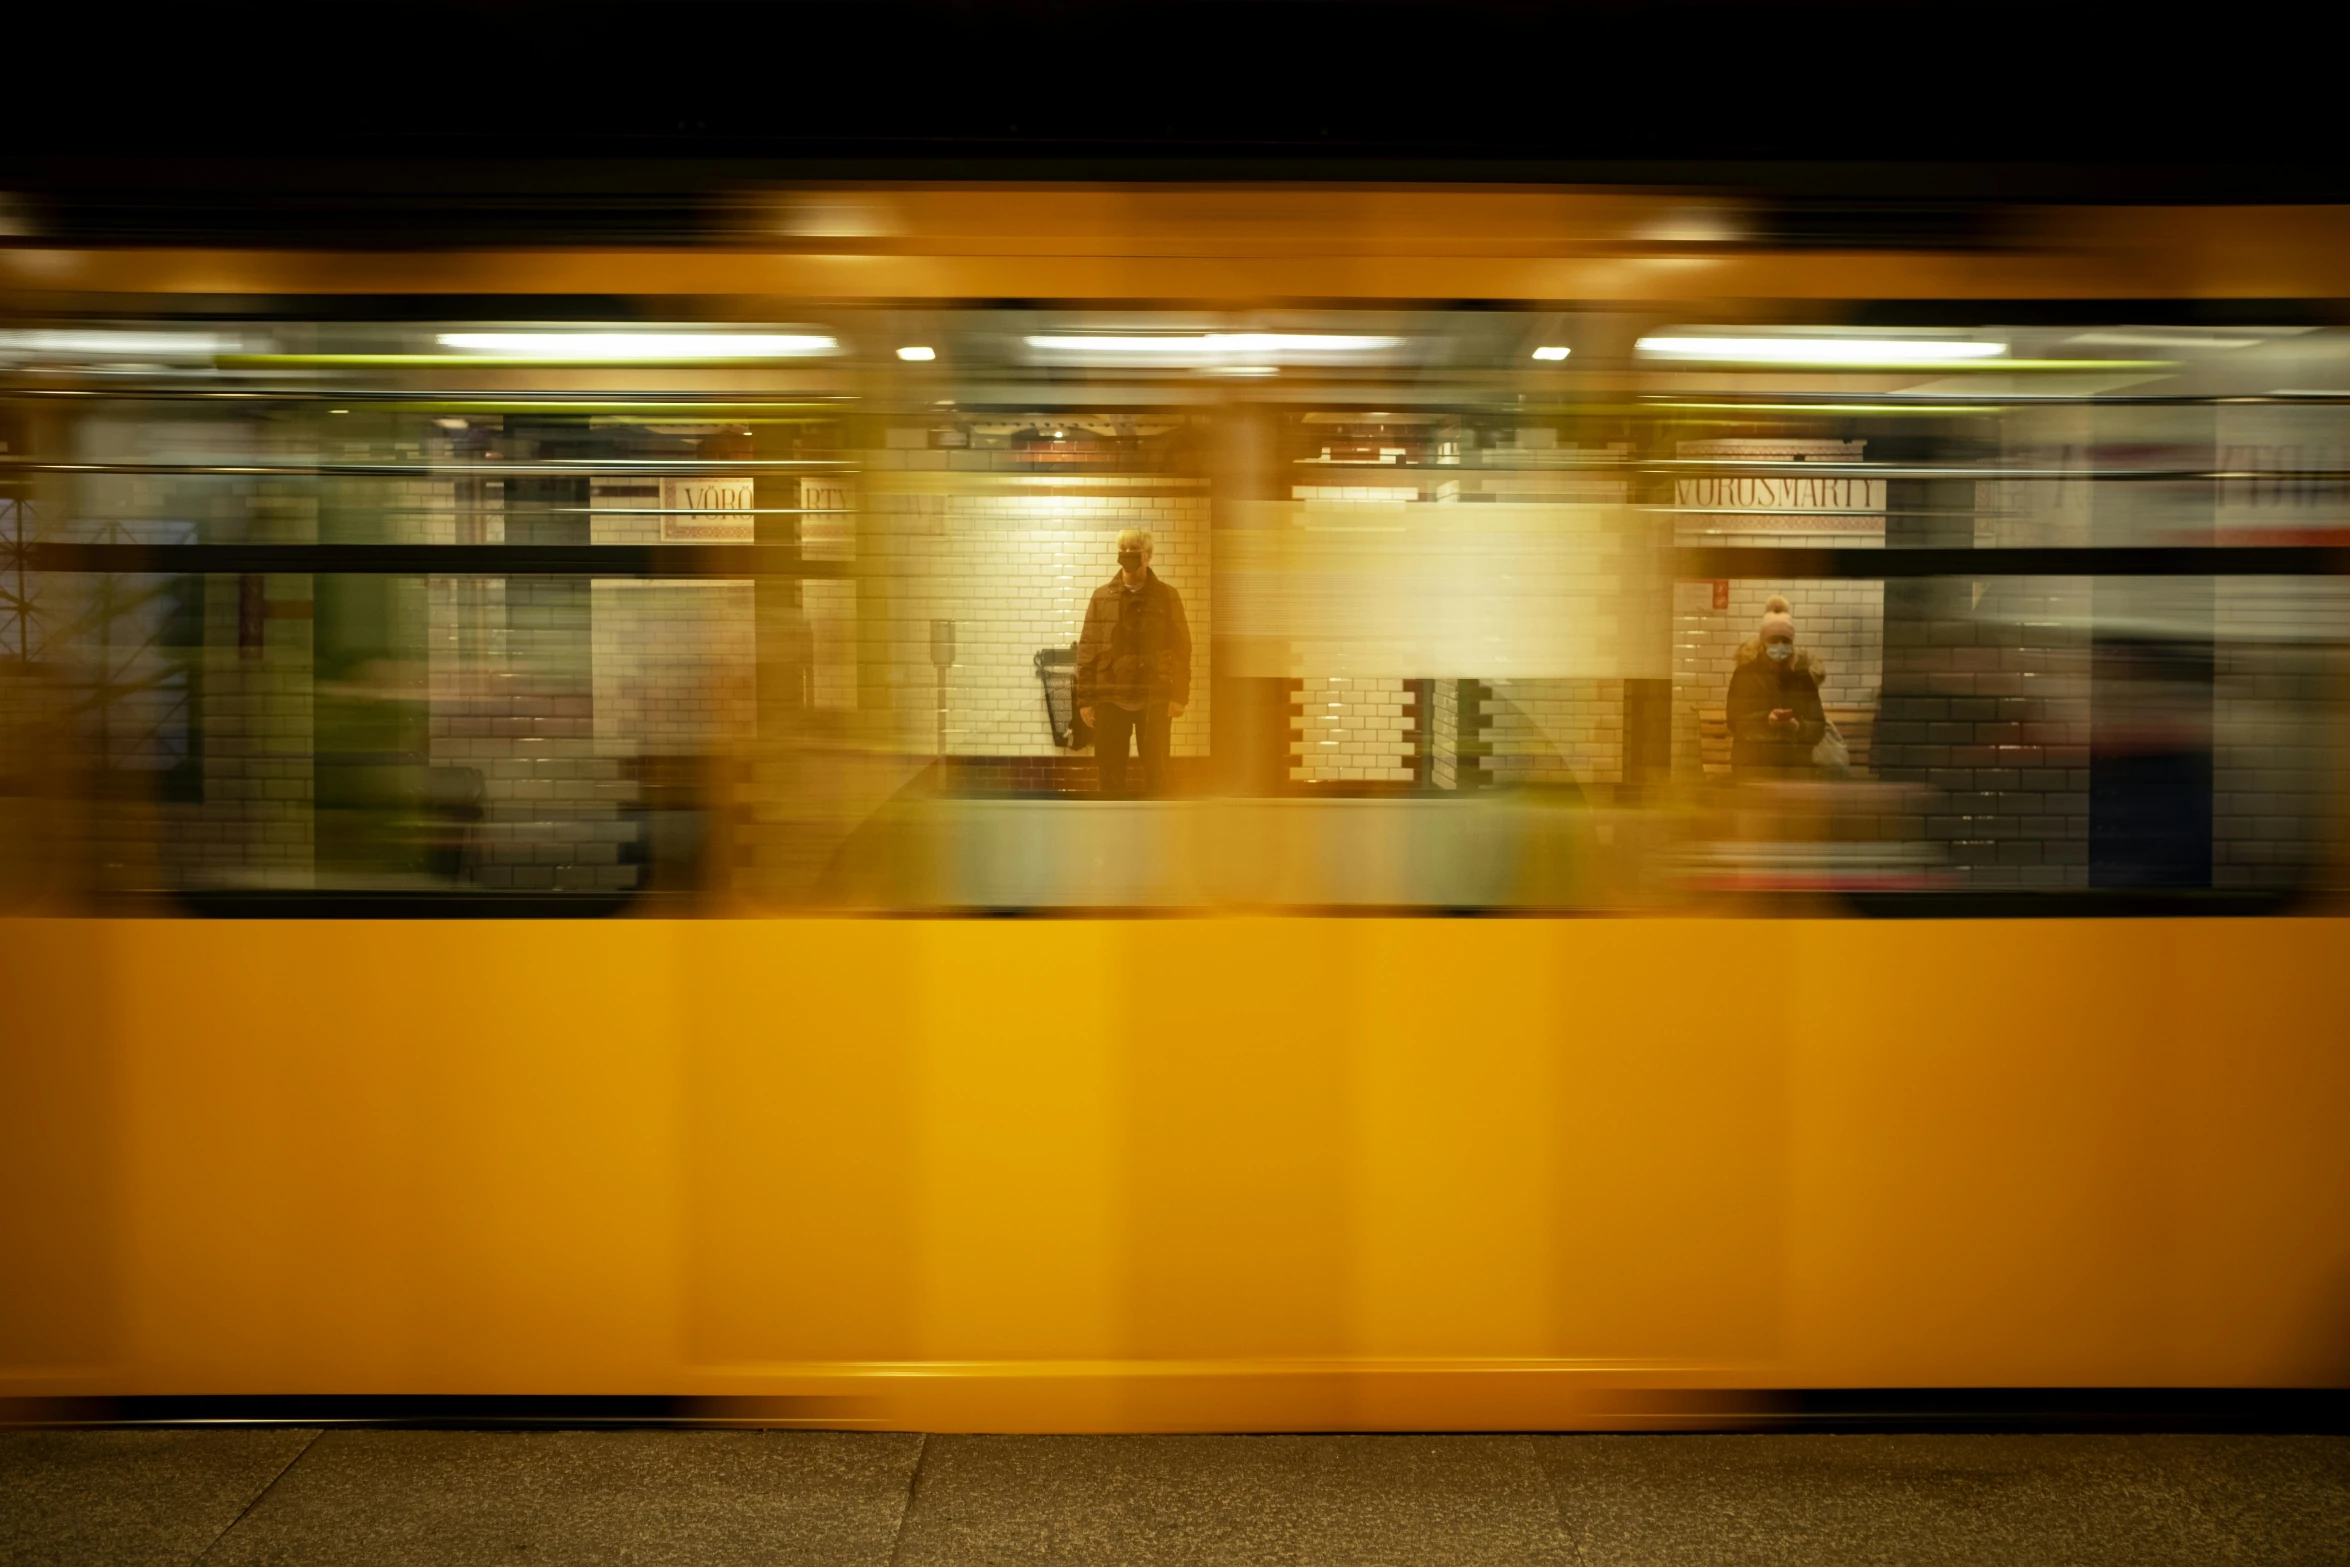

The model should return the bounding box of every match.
[5,1428,2348,1565]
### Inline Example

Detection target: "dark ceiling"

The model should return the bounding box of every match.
[6,1,2345,246]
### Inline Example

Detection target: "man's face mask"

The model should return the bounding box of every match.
[1118,549,1144,572]
[1765,641,1794,663]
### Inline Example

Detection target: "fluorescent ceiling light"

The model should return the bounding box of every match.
[436,332,837,358]
[896,345,937,361]
[1658,401,1995,416]
[1202,365,1280,376]
[2065,332,2263,350]
[1531,345,1572,361]
[0,329,241,358]
[1025,333,1402,355]
[1636,335,2008,365]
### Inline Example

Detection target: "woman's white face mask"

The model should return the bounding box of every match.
[1765,641,1794,663]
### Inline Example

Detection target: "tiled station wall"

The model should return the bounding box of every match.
[1288,448,1635,789]
[49,423,341,886]
[1292,675,1416,783]
[588,583,758,757]
[1288,673,1633,792]
[1305,677,1627,794]
[1907,437,2348,890]
[586,476,767,750]
[2209,433,2350,887]
[427,577,639,892]
[1838,568,2343,893]
[23,557,315,889]
[2214,578,2348,889]
[1872,577,2094,891]
[861,448,1211,761]
[1485,679,1626,789]
[189,571,316,881]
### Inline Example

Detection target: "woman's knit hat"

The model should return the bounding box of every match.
[1759,594,1795,641]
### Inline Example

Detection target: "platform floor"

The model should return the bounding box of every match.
[4,1428,2347,1565]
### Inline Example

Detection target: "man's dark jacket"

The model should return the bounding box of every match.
[1074,569,1192,711]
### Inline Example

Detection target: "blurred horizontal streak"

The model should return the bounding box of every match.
[0,389,853,409]
[27,543,851,578]
[8,1387,2344,1432]
[1652,508,1989,520]
[0,458,850,477]
[1637,393,2350,409]
[1669,546,2350,579]
[216,355,839,370]
[1289,458,2350,483]
[1643,359,2174,373]
[0,1394,890,1430]
[865,472,1206,490]
[20,386,2344,413]
[1648,404,2008,418]
[0,195,2348,299]
[118,890,2319,922]
[26,545,2329,582]
[401,409,833,422]
[1649,463,2350,483]
[824,798,1626,909]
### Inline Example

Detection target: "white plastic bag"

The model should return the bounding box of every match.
[1813,718,1850,775]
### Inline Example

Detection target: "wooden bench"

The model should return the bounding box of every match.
[1698,704,1875,780]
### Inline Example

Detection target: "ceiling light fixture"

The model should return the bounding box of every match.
[1531,345,1572,361]
[1025,333,1401,355]
[436,332,837,358]
[1636,335,2008,365]
[2065,332,2264,350]
[0,329,242,358]
[896,345,937,361]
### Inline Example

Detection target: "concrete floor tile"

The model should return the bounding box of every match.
[197,1429,922,1567]
[2139,1433,2350,1564]
[890,1433,1574,1567]
[1533,1432,2350,1567]
[0,1426,318,1567]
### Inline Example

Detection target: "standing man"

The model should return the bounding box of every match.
[1075,528,1191,798]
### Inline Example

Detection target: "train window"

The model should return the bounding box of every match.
[4,310,2345,913]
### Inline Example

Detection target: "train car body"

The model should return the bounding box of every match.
[4,188,2348,1426]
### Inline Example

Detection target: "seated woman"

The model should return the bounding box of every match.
[1727,595,1826,778]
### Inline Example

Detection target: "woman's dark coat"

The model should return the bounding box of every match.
[1727,646,1826,775]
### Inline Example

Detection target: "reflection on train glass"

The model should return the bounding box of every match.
[4,306,2346,912]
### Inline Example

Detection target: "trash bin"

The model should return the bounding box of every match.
[1034,646,1090,749]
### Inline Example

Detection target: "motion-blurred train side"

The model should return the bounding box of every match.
[5,188,2348,1427]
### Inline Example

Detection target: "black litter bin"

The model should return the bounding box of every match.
[1034,646,1091,749]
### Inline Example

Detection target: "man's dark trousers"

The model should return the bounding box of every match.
[1096,703,1171,797]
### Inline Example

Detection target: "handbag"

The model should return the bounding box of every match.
[1812,718,1850,775]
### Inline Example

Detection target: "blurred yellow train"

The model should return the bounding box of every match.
[5,187,2348,1426]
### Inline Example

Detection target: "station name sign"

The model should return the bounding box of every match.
[660,477,756,543]
[1674,475,1886,512]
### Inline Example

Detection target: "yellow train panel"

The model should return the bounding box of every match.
[5,916,2347,1428]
